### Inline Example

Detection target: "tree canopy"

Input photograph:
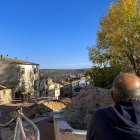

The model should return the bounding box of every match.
[89,0,140,76]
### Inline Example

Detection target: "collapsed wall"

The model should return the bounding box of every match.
[64,87,112,130]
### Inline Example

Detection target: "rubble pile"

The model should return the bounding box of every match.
[0,103,53,124]
[43,100,66,111]
[64,87,111,130]
[0,108,17,124]
[0,100,67,124]
[61,98,71,106]
[22,103,53,118]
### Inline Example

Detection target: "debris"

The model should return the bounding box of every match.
[22,103,53,119]
[0,103,52,124]
[43,100,66,111]
[64,87,111,130]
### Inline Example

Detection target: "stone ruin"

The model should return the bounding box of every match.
[64,87,112,130]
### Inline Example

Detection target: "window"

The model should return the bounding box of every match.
[22,81,25,86]
[21,68,25,74]
[34,68,37,74]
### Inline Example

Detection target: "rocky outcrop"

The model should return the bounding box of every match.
[64,87,112,130]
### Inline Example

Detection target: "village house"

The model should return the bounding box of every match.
[0,55,39,102]
[47,78,63,99]
[61,75,90,98]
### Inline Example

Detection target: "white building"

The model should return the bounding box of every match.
[0,55,39,100]
[79,76,90,87]
[47,79,63,99]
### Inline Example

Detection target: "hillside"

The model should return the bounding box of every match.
[40,69,89,81]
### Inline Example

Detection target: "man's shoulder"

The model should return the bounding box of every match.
[90,106,113,128]
[93,106,112,118]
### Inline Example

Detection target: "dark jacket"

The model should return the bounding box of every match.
[86,101,140,140]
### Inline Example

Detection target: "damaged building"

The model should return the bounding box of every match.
[0,55,39,102]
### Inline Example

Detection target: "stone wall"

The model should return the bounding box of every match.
[0,89,13,104]
[0,60,19,88]
[53,114,87,140]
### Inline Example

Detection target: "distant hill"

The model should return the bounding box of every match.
[39,69,89,82]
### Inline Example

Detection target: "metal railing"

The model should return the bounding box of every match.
[13,112,40,140]
[0,108,40,140]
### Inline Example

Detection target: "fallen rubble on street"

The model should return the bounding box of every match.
[0,100,67,124]
[0,100,66,140]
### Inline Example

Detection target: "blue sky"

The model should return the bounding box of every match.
[0,0,115,69]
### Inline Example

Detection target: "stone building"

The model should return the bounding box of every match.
[47,79,63,99]
[0,55,39,100]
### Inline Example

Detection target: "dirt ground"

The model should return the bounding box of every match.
[0,99,70,123]
[0,99,72,140]
[0,99,69,111]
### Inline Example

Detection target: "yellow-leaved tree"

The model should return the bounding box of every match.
[89,0,140,76]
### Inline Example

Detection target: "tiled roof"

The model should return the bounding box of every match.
[0,57,39,65]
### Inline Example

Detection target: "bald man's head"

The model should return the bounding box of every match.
[111,73,140,104]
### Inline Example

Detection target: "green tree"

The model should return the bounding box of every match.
[86,65,123,88]
[89,0,140,76]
